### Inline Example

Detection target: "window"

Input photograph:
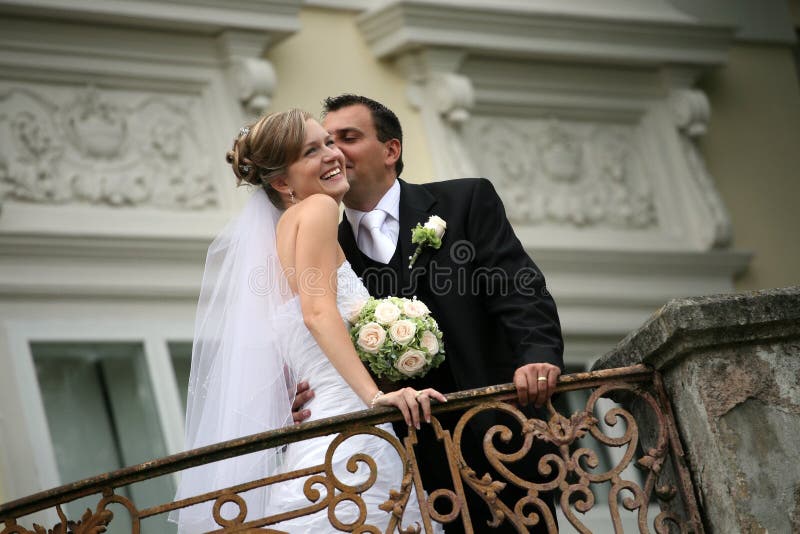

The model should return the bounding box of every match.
[168,341,192,414]
[32,342,177,533]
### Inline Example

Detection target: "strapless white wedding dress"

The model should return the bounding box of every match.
[269,261,443,533]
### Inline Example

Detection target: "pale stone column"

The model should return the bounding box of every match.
[592,286,800,533]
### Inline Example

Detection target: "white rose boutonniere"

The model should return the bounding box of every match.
[409,215,447,268]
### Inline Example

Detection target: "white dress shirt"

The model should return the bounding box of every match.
[344,179,401,252]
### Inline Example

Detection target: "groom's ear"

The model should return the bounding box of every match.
[383,138,401,168]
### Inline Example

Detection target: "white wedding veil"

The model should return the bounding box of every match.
[170,189,296,532]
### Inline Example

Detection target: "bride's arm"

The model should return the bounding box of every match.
[295,194,446,428]
[294,195,379,402]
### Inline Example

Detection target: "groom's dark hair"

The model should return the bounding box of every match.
[322,94,404,177]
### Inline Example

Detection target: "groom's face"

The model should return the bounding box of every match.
[322,104,391,197]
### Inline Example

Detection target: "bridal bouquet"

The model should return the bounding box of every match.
[348,296,445,381]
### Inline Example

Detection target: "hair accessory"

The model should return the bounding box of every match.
[239,164,251,176]
[239,126,250,138]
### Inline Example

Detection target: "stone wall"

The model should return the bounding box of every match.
[592,286,800,533]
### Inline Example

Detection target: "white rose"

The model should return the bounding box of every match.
[424,215,447,239]
[419,330,439,355]
[356,322,386,354]
[389,320,417,346]
[395,349,427,377]
[345,298,367,324]
[373,301,401,325]
[403,298,429,318]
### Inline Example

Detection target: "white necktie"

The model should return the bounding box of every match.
[358,210,395,264]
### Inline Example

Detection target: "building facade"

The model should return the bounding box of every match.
[0,0,798,530]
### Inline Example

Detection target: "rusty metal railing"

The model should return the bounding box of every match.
[0,365,703,533]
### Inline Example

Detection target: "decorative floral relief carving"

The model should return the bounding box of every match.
[0,85,218,210]
[465,118,656,229]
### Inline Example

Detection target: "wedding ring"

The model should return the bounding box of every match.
[415,391,425,399]
[537,376,547,382]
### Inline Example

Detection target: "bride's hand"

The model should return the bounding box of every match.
[374,387,447,429]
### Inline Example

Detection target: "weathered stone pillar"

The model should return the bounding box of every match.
[592,286,800,533]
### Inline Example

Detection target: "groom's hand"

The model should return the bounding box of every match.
[292,381,315,424]
[513,363,561,408]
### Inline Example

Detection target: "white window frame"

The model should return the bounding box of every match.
[2,318,192,516]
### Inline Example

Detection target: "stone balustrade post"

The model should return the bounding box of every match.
[592,286,800,533]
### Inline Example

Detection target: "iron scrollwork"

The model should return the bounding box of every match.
[1,367,703,533]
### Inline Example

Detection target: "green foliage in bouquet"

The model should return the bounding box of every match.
[348,296,445,381]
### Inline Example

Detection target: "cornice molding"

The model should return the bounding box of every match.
[357,0,735,66]
[0,234,212,262]
[0,0,303,36]
[304,0,373,11]
[0,233,210,299]
[667,0,797,44]
[0,0,302,117]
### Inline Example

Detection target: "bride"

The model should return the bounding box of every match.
[170,109,446,533]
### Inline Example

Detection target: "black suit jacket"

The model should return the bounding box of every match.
[339,178,563,393]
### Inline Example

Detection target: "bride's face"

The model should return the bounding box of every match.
[286,118,348,203]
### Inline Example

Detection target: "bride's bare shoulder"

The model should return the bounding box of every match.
[300,193,339,211]
[294,194,340,223]
[278,194,337,225]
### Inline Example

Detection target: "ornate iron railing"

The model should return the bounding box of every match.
[0,365,703,533]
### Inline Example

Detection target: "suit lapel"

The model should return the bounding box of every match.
[340,180,437,284]
[398,179,437,286]
[338,215,366,275]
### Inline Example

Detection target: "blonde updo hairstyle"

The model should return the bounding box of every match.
[226,108,313,209]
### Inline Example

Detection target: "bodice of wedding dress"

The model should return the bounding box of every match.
[268,261,442,532]
[276,261,370,419]
[174,253,442,532]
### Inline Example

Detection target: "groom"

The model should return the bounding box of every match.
[297,94,564,532]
